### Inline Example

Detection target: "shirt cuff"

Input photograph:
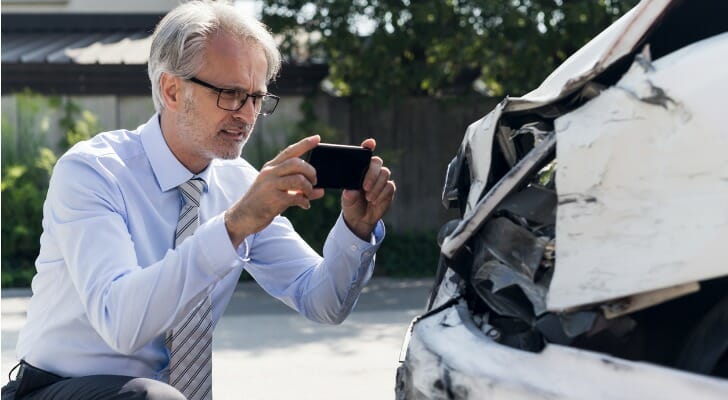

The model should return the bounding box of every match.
[334,213,386,249]
[192,213,247,278]
[327,213,385,278]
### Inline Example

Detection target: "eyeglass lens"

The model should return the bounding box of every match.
[217,91,277,115]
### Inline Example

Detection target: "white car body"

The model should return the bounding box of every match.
[397,1,728,398]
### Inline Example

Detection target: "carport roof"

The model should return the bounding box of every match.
[2,13,160,65]
[3,31,153,65]
[1,13,327,95]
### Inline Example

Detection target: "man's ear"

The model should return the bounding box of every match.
[160,72,184,112]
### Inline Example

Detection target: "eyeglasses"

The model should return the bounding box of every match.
[186,77,280,116]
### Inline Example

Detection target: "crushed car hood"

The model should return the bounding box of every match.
[442,0,677,257]
[440,0,728,309]
[507,0,673,113]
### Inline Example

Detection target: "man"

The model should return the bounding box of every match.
[2,1,395,399]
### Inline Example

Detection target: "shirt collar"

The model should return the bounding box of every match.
[140,114,211,192]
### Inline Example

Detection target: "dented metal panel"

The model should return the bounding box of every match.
[397,304,728,400]
[442,134,556,258]
[549,32,728,310]
[463,101,506,214]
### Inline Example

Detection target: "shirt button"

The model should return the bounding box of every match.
[350,245,358,252]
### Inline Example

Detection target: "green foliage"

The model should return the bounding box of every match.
[2,90,51,167]
[1,148,57,287]
[375,231,439,277]
[263,0,638,98]
[286,194,439,278]
[1,92,100,287]
[58,99,99,149]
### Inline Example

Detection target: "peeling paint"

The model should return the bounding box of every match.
[557,195,598,206]
[550,31,728,310]
[616,78,677,109]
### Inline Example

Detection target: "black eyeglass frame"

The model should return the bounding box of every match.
[186,76,280,116]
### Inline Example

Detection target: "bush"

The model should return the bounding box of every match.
[1,148,57,287]
[1,92,98,287]
[285,192,439,278]
[375,231,439,277]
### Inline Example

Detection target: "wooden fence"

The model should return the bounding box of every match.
[1,93,499,233]
[312,95,499,232]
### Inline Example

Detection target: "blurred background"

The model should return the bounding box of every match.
[1,0,638,398]
[1,0,637,288]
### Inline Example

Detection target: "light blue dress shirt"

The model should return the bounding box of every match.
[16,114,383,380]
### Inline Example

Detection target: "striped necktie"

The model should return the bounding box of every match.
[167,178,213,400]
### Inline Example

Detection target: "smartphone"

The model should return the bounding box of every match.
[307,143,372,189]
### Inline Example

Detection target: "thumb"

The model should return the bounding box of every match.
[361,138,376,151]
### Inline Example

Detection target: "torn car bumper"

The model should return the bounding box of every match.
[396,302,728,400]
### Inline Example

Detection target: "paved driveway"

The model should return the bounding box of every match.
[1,278,432,399]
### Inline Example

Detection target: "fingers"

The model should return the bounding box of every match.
[364,165,392,205]
[275,174,316,197]
[297,188,325,205]
[273,157,318,186]
[362,156,383,192]
[372,180,396,206]
[340,146,395,239]
[267,135,320,167]
[367,166,391,203]
[285,187,325,210]
[260,136,320,201]
[226,138,326,240]
[262,180,324,214]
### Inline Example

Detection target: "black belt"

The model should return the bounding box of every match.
[7,361,66,399]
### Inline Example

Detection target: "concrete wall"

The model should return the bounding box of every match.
[1,95,156,152]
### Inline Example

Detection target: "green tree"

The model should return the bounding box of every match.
[262,0,638,98]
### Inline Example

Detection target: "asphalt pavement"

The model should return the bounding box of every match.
[1,277,433,400]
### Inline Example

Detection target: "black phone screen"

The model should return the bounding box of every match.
[307,143,372,189]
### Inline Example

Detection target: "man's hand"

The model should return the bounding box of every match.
[341,138,396,240]
[224,135,325,247]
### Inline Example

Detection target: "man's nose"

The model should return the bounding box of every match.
[232,98,257,123]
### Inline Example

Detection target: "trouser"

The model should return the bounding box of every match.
[1,361,185,400]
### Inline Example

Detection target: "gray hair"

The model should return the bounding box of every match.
[148,0,282,113]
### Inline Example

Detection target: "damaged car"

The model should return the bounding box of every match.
[396,0,728,398]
